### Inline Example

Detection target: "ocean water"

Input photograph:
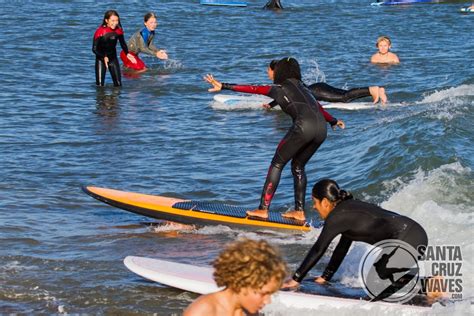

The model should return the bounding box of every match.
[0,0,473,314]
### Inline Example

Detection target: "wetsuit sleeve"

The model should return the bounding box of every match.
[137,32,159,56]
[320,236,353,281]
[292,218,342,283]
[221,83,272,96]
[318,102,338,126]
[268,100,279,108]
[92,34,104,58]
[118,34,129,55]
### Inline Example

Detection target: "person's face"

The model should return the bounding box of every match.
[267,67,274,80]
[377,40,391,55]
[312,197,334,219]
[106,15,119,29]
[145,17,158,31]
[239,278,280,313]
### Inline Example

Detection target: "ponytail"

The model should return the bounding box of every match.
[312,179,353,204]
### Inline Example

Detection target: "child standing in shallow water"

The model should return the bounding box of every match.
[371,36,400,64]
[184,238,287,316]
[92,10,136,86]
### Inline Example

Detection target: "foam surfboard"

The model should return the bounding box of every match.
[123,256,431,312]
[460,7,473,13]
[200,0,247,7]
[213,94,377,111]
[83,186,310,232]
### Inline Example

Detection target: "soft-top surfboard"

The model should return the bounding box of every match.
[213,94,377,111]
[200,0,247,7]
[124,256,431,312]
[83,186,310,232]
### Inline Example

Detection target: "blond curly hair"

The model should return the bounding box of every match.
[212,238,287,293]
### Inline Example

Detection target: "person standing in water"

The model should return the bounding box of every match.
[205,58,344,221]
[184,238,287,316]
[120,12,168,72]
[92,10,136,86]
[371,36,400,64]
[282,179,428,288]
[265,60,388,107]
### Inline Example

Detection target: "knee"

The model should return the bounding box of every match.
[291,162,305,177]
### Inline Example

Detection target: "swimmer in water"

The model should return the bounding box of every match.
[282,179,428,289]
[120,12,168,72]
[184,238,287,316]
[92,10,136,86]
[265,60,388,107]
[371,36,400,64]
[205,57,345,221]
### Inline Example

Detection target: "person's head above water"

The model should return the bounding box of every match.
[101,10,122,29]
[273,57,302,84]
[143,12,158,32]
[311,179,353,219]
[212,238,287,313]
[376,36,392,54]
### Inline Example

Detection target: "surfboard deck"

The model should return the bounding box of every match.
[213,94,377,111]
[124,256,431,311]
[83,186,310,232]
[200,0,247,7]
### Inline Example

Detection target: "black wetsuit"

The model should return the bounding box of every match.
[292,199,428,283]
[92,26,129,87]
[222,79,338,211]
[264,0,283,9]
[308,83,371,103]
[268,82,372,108]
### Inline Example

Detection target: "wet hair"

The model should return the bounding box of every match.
[213,238,287,293]
[268,59,278,71]
[312,179,353,204]
[144,12,157,23]
[376,36,392,47]
[273,57,302,84]
[101,10,122,28]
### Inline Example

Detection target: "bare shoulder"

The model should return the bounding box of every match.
[370,53,380,63]
[388,52,400,63]
[183,294,217,316]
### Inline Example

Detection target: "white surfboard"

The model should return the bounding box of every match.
[124,256,430,312]
[212,94,379,111]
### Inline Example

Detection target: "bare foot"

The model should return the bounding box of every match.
[281,210,306,221]
[369,86,380,104]
[379,87,387,105]
[246,209,269,219]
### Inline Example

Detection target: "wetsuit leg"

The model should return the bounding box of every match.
[107,58,122,87]
[309,83,371,103]
[291,135,325,210]
[95,58,106,86]
[258,128,312,210]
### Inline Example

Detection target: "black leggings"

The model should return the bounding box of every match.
[308,82,371,103]
[258,124,327,211]
[95,57,122,87]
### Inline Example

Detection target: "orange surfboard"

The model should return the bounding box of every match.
[83,186,310,232]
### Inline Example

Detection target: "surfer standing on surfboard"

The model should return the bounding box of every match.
[265,60,388,107]
[120,12,168,72]
[282,179,428,289]
[184,238,287,316]
[92,10,136,86]
[204,57,344,221]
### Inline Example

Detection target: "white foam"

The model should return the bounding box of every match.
[420,84,474,104]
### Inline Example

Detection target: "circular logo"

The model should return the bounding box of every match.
[359,240,422,303]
